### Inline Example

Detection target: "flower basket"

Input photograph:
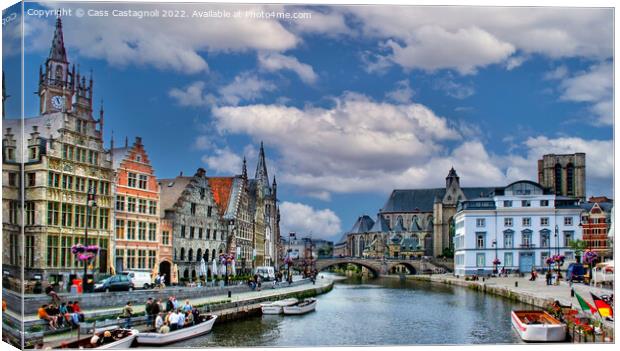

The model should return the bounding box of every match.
[583,250,598,265]
[71,244,99,262]
[492,258,501,265]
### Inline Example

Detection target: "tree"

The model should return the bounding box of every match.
[442,247,454,259]
[569,239,588,262]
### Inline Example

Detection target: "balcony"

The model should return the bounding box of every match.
[519,243,536,248]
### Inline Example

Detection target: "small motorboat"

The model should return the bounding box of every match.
[283,298,317,315]
[261,298,299,315]
[136,314,217,346]
[60,327,139,349]
[511,310,566,342]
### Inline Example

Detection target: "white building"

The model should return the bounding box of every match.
[454,180,583,276]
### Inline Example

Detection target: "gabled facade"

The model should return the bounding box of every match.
[112,137,161,278]
[2,18,114,286]
[580,196,613,258]
[159,168,227,282]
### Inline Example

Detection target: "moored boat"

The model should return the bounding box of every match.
[261,298,299,315]
[511,310,566,342]
[60,328,139,349]
[136,314,217,346]
[283,298,317,315]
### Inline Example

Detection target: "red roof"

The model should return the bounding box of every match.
[208,177,234,216]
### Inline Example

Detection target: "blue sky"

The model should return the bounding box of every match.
[3,2,614,243]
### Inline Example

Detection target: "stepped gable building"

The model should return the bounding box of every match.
[580,196,613,258]
[207,160,253,274]
[112,137,163,278]
[159,168,227,282]
[3,18,115,285]
[537,153,586,202]
[246,142,280,268]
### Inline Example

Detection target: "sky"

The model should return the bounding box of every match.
[2,1,614,243]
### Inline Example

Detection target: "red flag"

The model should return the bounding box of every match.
[590,293,613,318]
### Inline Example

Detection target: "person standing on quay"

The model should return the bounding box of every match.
[145,298,154,327]
[121,301,133,328]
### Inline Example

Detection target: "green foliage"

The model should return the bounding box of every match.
[569,239,588,255]
[442,247,454,258]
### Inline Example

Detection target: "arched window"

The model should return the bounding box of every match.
[212,249,216,260]
[173,249,177,260]
[180,248,185,261]
[196,248,202,262]
[188,248,193,262]
[55,65,63,82]
[554,163,562,194]
[566,163,575,195]
[359,238,365,256]
[412,235,419,248]
[204,249,209,262]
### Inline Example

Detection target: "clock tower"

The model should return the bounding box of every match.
[39,18,93,116]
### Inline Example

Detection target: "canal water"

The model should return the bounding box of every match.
[171,275,528,347]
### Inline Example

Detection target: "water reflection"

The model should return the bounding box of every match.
[171,275,527,347]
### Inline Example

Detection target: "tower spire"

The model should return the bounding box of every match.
[255,141,269,184]
[242,156,248,180]
[49,17,68,63]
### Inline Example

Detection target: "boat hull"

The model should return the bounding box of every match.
[283,298,317,315]
[261,305,283,315]
[98,330,139,349]
[511,311,566,342]
[261,298,299,315]
[136,315,218,346]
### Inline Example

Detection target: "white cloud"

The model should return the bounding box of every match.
[434,78,475,99]
[169,81,213,107]
[544,65,568,81]
[346,6,611,74]
[558,63,613,125]
[279,202,342,238]
[258,52,318,84]
[193,135,213,150]
[218,72,276,105]
[201,147,243,175]
[385,80,414,103]
[32,3,299,73]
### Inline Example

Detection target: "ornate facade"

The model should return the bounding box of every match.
[159,168,227,281]
[2,19,115,285]
[537,153,586,202]
[336,168,496,258]
[112,137,161,278]
[580,197,613,258]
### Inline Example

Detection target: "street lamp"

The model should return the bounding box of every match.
[492,240,498,274]
[84,187,97,292]
[554,224,559,256]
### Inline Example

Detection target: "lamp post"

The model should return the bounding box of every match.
[84,187,97,293]
[554,225,559,256]
[492,239,498,274]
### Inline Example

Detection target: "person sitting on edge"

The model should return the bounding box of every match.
[101,330,114,344]
[45,286,61,304]
[185,311,194,326]
[38,304,57,330]
[183,300,192,313]
[176,309,185,330]
[192,306,200,323]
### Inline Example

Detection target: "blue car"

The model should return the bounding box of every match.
[567,263,586,282]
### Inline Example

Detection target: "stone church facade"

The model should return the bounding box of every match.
[336,168,496,258]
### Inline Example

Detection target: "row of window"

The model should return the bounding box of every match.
[180,225,225,241]
[470,230,575,249]
[116,248,157,270]
[48,171,111,195]
[475,216,574,228]
[47,201,110,229]
[502,199,549,208]
[175,247,221,262]
[115,220,157,241]
[127,172,149,190]
[474,251,576,268]
[115,195,157,215]
[62,144,101,166]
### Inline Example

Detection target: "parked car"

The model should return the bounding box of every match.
[121,271,153,289]
[94,275,134,292]
[255,266,276,281]
[567,263,586,282]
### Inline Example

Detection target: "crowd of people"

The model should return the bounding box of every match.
[37,301,84,330]
[132,296,204,334]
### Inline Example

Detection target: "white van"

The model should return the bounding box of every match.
[121,271,153,289]
[255,266,276,281]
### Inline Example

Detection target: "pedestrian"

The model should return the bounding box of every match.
[45,285,61,304]
[192,306,200,323]
[257,276,262,291]
[172,296,179,310]
[155,312,164,331]
[120,301,133,329]
[183,300,192,313]
[546,270,552,285]
[145,298,154,327]
[154,274,161,288]
[72,301,84,322]
[160,274,166,289]
[166,297,174,312]
[38,304,57,330]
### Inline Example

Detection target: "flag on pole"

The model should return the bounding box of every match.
[590,293,613,318]
[575,292,597,314]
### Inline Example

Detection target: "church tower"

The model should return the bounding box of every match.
[38,18,93,116]
[255,141,270,191]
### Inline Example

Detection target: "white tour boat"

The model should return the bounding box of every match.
[511,310,566,342]
[282,298,317,315]
[61,328,139,349]
[261,298,299,315]
[136,315,218,346]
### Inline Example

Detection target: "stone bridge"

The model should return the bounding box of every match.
[314,257,446,276]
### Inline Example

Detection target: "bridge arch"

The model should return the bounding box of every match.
[316,259,381,277]
[387,261,417,275]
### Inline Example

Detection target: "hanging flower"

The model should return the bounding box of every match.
[71,244,99,261]
[493,258,501,265]
[583,250,598,264]
[546,257,554,265]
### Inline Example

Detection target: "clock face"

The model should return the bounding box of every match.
[51,95,64,109]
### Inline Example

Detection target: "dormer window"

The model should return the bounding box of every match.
[29,146,38,160]
[136,155,142,162]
